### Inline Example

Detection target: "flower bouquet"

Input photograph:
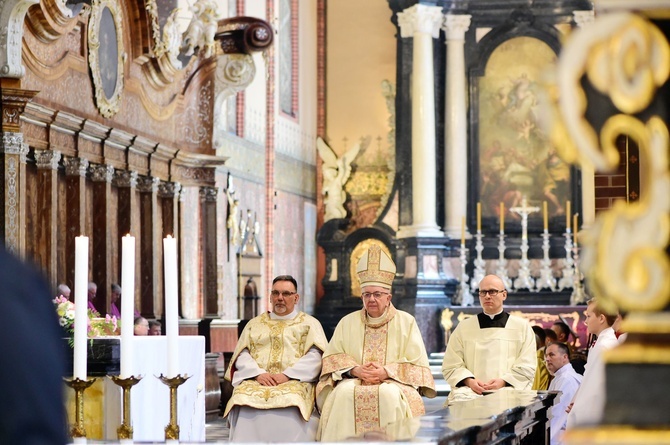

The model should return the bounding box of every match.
[54,295,120,346]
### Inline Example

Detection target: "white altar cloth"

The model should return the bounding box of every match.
[105,336,206,442]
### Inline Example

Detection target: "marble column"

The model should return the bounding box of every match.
[90,163,114,315]
[442,14,472,238]
[574,10,596,229]
[114,170,140,312]
[138,175,161,319]
[64,157,89,291]
[34,149,62,286]
[200,186,219,318]
[396,4,444,239]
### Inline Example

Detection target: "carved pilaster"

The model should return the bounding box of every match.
[0,131,28,255]
[158,181,182,198]
[63,156,88,288]
[34,150,62,285]
[200,186,219,317]
[138,175,161,318]
[90,163,114,315]
[114,170,138,188]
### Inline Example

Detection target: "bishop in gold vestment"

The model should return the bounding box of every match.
[316,245,436,441]
[224,275,327,442]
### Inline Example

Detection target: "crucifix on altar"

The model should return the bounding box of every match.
[510,198,540,291]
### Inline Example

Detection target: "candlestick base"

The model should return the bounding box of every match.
[109,375,143,439]
[64,377,97,438]
[159,373,190,441]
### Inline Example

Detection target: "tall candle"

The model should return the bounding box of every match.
[120,235,135,378]
[163,235,179,377]
[499,202,505,233]
[476,202,481,232]
[573,214,579,246]
[73,236,89,380]
[543,201,548,231]
[566,200,571,230]
[461,216,466,245]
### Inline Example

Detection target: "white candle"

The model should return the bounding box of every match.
[121,235,135,378]
[73,236,89,380]
[163,235,179,377]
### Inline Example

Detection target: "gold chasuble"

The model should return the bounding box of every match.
[223,312,327,420]
[316,304,436,441]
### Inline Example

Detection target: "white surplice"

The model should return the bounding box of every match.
[548,363,582,445]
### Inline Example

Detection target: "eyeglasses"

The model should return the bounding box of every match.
[361,292,390,300]
[270,290,296,298]
[478,289,505,297]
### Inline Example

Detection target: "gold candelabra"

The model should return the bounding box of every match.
[109,375,142,440]
[158,374,190,440]
[64,377,97,438]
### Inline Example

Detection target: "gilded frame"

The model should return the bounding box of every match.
[88,0,125,118]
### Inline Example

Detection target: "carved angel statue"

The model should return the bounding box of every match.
[181,0,222,58]
[226,176,241,247]
[160,9,183,68]
[317,137,363,221]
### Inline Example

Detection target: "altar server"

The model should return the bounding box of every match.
[224,275,327,442]
[316,244,436,441]
[442,274,536,403]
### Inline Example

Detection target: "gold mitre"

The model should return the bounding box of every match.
[356,244,396,290]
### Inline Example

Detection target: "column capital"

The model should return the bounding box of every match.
[34,149,61,170]
[199,186,218,202]
[90,163,115,182]
[113,170,138,188]
[573,10,595,28]
[158,180,182,198]
[137,175,160,193]
[442,14,472,41]
[0,88,38,132]
[2,132,28,162]
[63,157,89,177]
[397,4,443,39]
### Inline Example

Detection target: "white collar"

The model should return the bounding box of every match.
[270,308,298,320]
[483,308,503,319]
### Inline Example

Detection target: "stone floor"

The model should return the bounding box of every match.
[206,395,448,443]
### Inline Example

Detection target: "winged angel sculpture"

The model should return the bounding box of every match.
[316,137,364,221]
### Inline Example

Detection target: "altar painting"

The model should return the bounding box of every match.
[478,37,571,222]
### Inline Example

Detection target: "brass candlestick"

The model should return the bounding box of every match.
[158,374,190,440]
[109,375,142,440]
[64,377,97,438]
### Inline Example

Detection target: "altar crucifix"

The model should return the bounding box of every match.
[510,198,540,290]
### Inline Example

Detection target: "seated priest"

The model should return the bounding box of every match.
[442,274,536,403]
[316,244,436,441]
[223,275,327,442]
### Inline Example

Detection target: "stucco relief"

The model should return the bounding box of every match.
[0,0,39,78]
[182,80,212,146]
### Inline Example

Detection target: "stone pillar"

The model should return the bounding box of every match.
[159,181,182,316]
[138,175,161,319]
[90,163,114,315]
[34,150,62,286]
[114,170,139,312]
[396,4,444,239]
[200,186,219,318]
[64,157,88,292]
[442,14,472,238]
[0,133,28,256]
[0,87,37,256]
[574,10,596,229]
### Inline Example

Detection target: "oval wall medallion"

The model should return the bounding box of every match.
[88,0,125,118]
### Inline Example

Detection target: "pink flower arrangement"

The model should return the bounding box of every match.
[53,295,120,345]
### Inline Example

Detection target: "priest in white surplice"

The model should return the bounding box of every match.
[223,275,327,442]
[316,245,436,441]
[442,274,536,404]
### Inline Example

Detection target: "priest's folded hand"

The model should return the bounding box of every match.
[256,372,277,386]
[482,378,506,390]
[464,377,487,395]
